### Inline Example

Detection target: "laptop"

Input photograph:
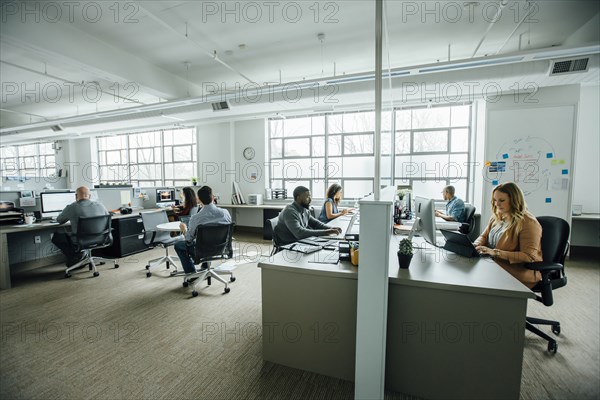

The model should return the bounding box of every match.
[440,229,490,258]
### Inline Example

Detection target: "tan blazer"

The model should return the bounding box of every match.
[475,211,543,288]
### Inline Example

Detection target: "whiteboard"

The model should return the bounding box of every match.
[483,105,576,225]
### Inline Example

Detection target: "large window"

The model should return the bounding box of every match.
[97,128,197,187]
[268,104,472,201]
[395,105,472,200]
[0,142,56,178]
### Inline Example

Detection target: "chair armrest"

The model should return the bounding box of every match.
[524,261,563,272]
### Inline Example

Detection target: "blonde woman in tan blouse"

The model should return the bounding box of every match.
[474,182,543,288]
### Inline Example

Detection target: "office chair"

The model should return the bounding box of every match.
[183,223,235,297]
[141,210,181,278]
[524,216,570,353]
[460,204,476,236]
[268,215,281,255]
[65,214,118,278]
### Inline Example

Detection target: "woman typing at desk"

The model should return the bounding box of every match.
[474,182,543,289]
[318,183,353,223]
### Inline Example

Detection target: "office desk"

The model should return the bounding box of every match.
[258,237,534,399]
[571,213,600,248]
[0,210,156,289]
[0,221,68,289]
[219,203,286,239]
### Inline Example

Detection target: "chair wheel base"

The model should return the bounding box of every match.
[146,272,152,278]
[230,277,236,282]
[192,290,198,297]
[93,272,99,277]
[548,341,558,353]
[145,265,150,270]
[183,281,189,287]
[65,273,71,278]
[552,324,561,335]
[224,287,231,294]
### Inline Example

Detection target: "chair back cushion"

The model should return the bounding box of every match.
[463,204,476,225]
[75,214,113,250]
[141,210,171,245]
[192,223,234,263]
[269,216,281,248]
[537,216,570,264]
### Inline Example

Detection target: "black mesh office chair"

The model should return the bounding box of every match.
[460,204,476,236]
[268,215,281,256]
[65,214,118,278]
[524,216,570,353]
[183,223,235,297]
[141,210,181,278]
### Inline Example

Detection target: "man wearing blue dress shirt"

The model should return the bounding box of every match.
[435,185,466,222]
[174,185,232,274]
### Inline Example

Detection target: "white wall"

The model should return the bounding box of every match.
[196,121,234,203]
[572,84,600,214]
[63,137,95,190]
[482,84,581,225]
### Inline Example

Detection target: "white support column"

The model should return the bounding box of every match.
[355,186,394,399]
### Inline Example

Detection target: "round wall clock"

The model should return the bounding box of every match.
[243,146,255,160]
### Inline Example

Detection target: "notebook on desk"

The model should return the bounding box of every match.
[299,236,337,247]
[280,242,322,254]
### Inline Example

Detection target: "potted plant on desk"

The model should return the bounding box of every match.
[191,177,198,186]
[398,237,413,269]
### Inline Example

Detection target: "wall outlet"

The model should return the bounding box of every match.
[34,236,41,244]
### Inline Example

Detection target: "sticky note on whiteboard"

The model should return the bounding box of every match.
[492,180,499,185]
[562,169,568,175]
[502,154,509,159]
[546,153,553,158]
[545,198,552,203]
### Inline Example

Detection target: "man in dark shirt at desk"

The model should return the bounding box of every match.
[274,186,342,246]
[52,186,108,266]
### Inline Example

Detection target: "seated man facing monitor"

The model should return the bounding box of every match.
[274,186,342,246]
[174,186,232,275]
[435,185,466,222]
[51,186,109,266]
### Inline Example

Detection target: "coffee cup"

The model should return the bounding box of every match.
[25,215,36,224]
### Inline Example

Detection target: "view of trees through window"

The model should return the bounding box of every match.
[0,142,56,178]
[97,128,197,187]
[268,104,472,201]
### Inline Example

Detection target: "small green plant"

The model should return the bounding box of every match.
[398,238,413,255]
[191,177,198,185]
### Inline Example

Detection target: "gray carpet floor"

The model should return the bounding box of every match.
[0,233,598,400]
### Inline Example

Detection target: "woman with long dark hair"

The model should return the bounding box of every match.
[175,186,199,217]
[318,183,352,223]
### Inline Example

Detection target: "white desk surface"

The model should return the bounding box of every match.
[572,213,600,221]
[218,203,286,210]
[156,221,183,231]
[259,236,534,300]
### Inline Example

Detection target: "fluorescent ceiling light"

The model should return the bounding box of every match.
[161,113,185,121]
[532,45,600,60]
[419,56,524,73]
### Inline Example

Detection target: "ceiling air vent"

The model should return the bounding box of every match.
[50,124,64,132]
[549,58,589,76]
[211,101,230,111]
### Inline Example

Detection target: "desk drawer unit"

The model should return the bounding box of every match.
[95,215,148,258]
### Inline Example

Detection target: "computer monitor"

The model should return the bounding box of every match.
[413,196,437,246]
[40,191,76,219]
[156,188,176,205]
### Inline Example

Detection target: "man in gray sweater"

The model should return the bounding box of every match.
[52,186,108,266]
[274,186,342,246]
